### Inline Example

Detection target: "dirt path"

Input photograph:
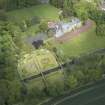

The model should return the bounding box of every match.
[55,20,94,43]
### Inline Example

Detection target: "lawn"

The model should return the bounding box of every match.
[7,4,60,22]
[56,23,105,58]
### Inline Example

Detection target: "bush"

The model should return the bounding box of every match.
[25,19,31,27]
[25,17,41,28]
[47,80,64,97]
[67,74,78,89]
[18,21,27,32]
[96,24,105,36]
[39,22,48,32]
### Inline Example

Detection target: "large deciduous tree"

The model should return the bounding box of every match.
[0,22,22,105]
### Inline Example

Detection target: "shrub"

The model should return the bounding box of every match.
[67,74,78,89]
[47,80,64,97]
[39,22,48,32]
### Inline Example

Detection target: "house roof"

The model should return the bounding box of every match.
[48,21,56,28]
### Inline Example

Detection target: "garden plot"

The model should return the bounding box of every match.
[18,49,58,80]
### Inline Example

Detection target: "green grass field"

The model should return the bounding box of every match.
[56,24,105,58]
[7,4,60,22]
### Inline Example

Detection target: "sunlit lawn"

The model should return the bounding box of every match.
[7,4,60,22]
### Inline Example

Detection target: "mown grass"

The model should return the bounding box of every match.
[7,4,60,22]
[7,4,60,37]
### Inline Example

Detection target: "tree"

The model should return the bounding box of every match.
[89,9,105,36]
[0,0,41,11]
[39,22,48,32]
[74,70,85,85]
[67,74,78,89]
[63,0,74,17]
[50,0,61,8]
[0,80,9,105]
[47,80,64,97]
[0,22,22,105]
[88,69,103,81]
[74,1,89,21]
[96,24,105,36]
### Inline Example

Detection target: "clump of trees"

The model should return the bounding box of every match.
[66,53,105,85]
[50,0,97,19]
[15,16,41,32]
[0,0,41,11]
[50,0,105,37]
[0,21,35,105]
[39,21,48,32]
[0,21,23,105]
[89,10,105,36]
